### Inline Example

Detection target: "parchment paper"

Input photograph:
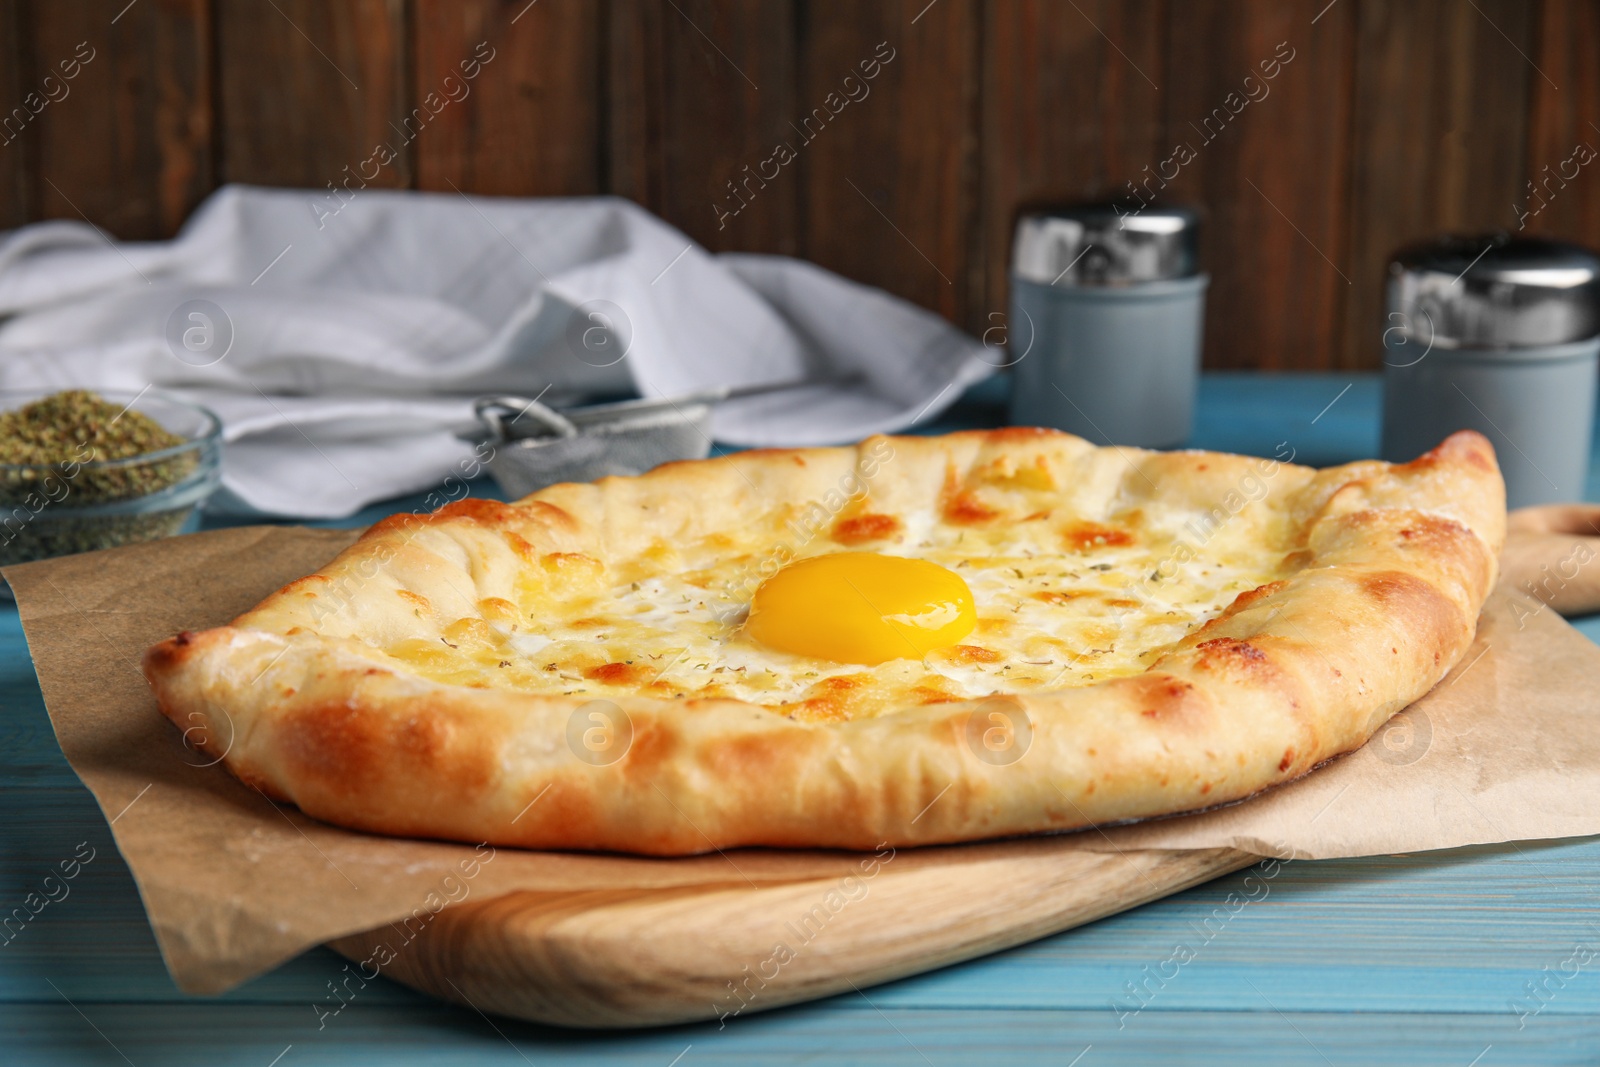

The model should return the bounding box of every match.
[8,524,1600,994]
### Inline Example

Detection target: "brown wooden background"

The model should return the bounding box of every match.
[2,0,1597,371]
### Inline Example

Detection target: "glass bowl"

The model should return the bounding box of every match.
[0,389,222,585]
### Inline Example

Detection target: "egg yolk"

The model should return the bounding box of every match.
[745,552,977,665]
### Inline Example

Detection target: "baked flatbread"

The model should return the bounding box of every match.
[144,429,1504,854]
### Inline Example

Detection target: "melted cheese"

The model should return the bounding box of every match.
[375,491,1300,723]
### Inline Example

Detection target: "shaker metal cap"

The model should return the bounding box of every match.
[1012,204,1201,286]
[1388,234,1600,348]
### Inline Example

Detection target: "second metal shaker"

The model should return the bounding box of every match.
[1381,235,1600,508]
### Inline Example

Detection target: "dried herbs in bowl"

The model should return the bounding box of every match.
[0,389,222,582]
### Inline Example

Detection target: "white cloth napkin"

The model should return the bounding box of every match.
[0,185,990,517]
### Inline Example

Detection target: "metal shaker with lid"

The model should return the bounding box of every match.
[1007,204,1209,447]
[1380,235,1600,507]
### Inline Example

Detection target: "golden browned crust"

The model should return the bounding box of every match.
[143,429,1504,855]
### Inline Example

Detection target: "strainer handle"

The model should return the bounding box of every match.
[473,395,580,442]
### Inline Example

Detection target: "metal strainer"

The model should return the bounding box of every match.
[475,378,852,499]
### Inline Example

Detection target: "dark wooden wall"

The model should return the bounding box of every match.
[2,0,1597,371]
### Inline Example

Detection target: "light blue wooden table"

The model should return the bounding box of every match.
[6,373,1600,1065]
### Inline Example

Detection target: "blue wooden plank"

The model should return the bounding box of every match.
[866,839,1600,1016]
[1,610,83,788]
[1190,372,1382,466]
[6,1003,1598,1067]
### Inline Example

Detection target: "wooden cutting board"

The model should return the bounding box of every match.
[331,506,1600,1029]
[329,843,1256,1028]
